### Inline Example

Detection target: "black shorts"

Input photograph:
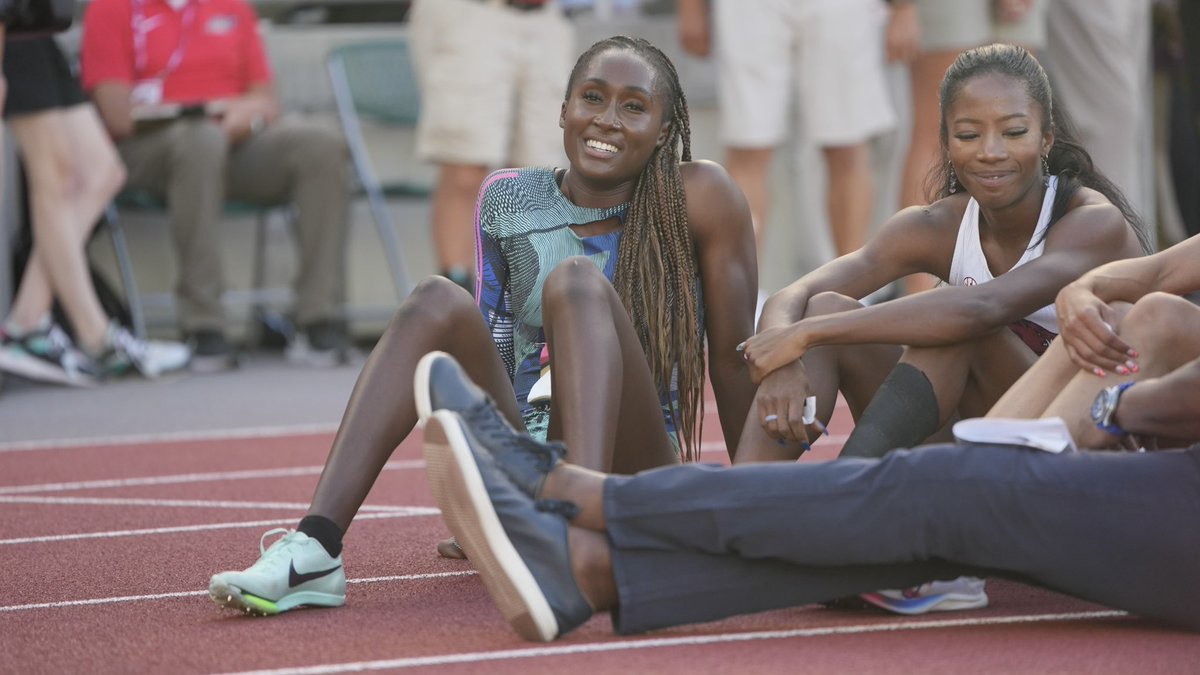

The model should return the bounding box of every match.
[3,37,87,118]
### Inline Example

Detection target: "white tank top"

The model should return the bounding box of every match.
[948,175,1059,335]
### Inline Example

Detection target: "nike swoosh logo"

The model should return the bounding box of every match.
[288,561,341,587]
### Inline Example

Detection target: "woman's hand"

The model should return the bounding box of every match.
[676,0,711,57]
[752,360,817,444]
[740,322,809,384]
[885,1,920,64]
[1055,283,1138,376]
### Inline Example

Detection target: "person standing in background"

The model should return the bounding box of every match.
[676,0,898,318]
[407,0,575,293]
[1,36,191,385]
[1043,0,1153,234]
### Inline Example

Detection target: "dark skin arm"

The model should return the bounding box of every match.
[682,160,758,459]
[1056,233,1200,374]
[745,192,1144,383]
[1114,358,1200,442]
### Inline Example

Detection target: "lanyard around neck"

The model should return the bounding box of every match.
[132,0,200,79]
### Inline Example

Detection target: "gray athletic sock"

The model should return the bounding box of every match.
[839,363,941,459]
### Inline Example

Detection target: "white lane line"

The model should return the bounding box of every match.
[0,571,476,613]
[217,610,1130,674]
[0,509,437,545]
[0,496,407,512]
[0,423,341,453]
[0,460,422,496]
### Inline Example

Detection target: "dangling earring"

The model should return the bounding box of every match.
[948,161,958,194]
[1041,155,1051,187]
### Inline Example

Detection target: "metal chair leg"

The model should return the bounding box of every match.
[104,204,147,339]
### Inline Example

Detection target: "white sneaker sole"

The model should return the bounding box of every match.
[860,590,989,616]
[423,410,558,641]
[413,350,450,426]
[207,575,345,616]
[0,349,96,387]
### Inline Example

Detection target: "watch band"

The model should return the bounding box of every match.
[1094,381,1135,435]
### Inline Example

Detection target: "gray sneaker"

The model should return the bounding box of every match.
[414,351,564,498]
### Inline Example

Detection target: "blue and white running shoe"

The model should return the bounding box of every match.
[861,576,988,615]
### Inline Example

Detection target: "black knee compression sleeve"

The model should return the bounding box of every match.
[839,363,941,459]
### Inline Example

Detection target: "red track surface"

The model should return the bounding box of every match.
[2,403,1198,674]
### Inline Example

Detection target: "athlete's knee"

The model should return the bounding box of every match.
[393,275,476,329]
[543,257,610,312]
[1121,293,1200,342]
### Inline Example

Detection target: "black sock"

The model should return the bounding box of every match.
[297,515,344,558]
[839,363,941,459]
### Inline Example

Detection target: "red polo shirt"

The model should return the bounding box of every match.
[81,0,273,104]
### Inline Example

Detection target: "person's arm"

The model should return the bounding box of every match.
[884,0,919,64]
[80,0,139,139]
[213,4,280,143]
[756,202,951,334]
[682,160,757,457]
[995,0,1035,23]
[1112,358,1200,442]
[212,82,280,144]
[1056,233,1200,373]
[91,82,136,139]
[744,197,1144,382]
[676,0,711,58]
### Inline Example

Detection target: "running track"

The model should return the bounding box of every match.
[2,401,1198,674]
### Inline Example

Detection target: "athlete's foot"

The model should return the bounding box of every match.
[437,536,468,560]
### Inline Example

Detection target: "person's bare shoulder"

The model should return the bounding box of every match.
[679,159,752,239]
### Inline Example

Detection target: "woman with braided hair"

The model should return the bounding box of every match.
[207,35,758,616]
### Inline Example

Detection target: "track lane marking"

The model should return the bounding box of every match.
[0,423,342,453]
[0,396,816,454]
[0,461,423,495]
[0,571,477,612]
[0,496,408,511]
[214,610,1131,674]
[0,509,438,545]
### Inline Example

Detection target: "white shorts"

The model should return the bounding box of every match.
[407,0,574,167]
[917,0,1047,52]
[715,0,896,148]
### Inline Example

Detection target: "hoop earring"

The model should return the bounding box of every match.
[1042,155,1051,187]
[948,161,958,194]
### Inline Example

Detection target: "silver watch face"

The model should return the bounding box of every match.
[1091,387,1114,424]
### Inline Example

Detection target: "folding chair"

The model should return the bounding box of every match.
[104,191,295,341]
[327,38,432,301]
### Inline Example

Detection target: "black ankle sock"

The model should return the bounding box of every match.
[840,363,941,459]
[297,515,344,558]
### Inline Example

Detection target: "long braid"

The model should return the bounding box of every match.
[571,36,706,461]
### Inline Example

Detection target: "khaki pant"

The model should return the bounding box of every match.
[117,116,350,331]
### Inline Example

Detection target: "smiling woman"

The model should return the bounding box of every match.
[206,35,759,616]
[738,43,1152,464]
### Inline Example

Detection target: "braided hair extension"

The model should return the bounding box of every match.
[565,36,705,461]
[927,43,1152,253]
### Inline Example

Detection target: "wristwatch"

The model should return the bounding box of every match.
[1091,381,1135,435]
